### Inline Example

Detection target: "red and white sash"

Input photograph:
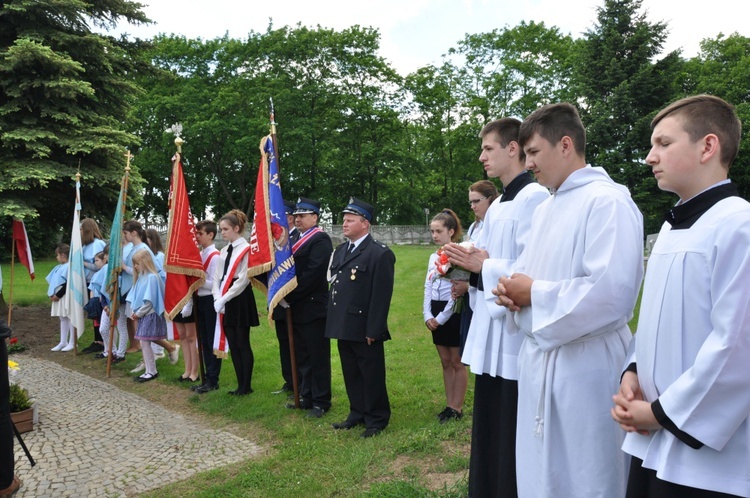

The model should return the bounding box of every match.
[213,245,251,358]
[292,226,323,254]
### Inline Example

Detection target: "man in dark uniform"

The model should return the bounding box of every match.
[271,200,299,395]
[283,197,333,418]
[326,198,396,438]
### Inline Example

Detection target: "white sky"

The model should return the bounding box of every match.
[112,0,745,75]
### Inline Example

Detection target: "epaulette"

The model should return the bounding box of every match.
[372,239,388,249]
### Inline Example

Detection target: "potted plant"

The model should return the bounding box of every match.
[9,382,34,433]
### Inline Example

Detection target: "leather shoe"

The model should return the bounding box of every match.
[360,427,383,438]
[228,388,253,396]
[135,372,159,383]
[306,406,328,418]
[331,419,363,430]
[286,402,312,410]
[272,384,293,394]
[192,383,219,393]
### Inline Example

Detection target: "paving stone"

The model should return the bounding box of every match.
[12,357,260,497]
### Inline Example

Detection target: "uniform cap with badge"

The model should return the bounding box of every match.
[294,197,321,215]
[342,197,374,222]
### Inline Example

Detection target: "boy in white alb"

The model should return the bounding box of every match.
[495,103,644,497]
[612,95,750,497]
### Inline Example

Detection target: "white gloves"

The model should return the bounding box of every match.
[214,298,225,314]
[181,301,193,318]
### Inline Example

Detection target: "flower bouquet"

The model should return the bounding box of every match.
[435,241,474,312]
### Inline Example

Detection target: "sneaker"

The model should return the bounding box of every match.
[168,344,180,365]
[129,360,145,373]
[154,352,166,360]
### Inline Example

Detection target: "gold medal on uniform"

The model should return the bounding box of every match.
[351,269,357,280]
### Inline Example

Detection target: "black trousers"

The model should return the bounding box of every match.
[0,334,14,488]
[468,374,518,498]
[224,324,253,394]
[196,295,222,386]
[293,317,331,409]
[337,339,390,430]
[627,456,741,498]
[274,316,293,389]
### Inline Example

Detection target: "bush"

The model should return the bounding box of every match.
[9,383,32,412]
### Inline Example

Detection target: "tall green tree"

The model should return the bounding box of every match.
[574,0,682,234]
[682,33,750,201]
[0,0,150,249]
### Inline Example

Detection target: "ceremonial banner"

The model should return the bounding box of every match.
[12,220,35,280]
[164,153,205,320]
[247,136,297,321]
[106,172,127,304]
[65,177,89,337]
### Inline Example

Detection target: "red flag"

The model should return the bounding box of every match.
[163,154,205,320]
[247,148,273,277]
[12,219,35,280]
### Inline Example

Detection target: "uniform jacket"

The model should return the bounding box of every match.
[285,228,332,324]
[325,234,395,342]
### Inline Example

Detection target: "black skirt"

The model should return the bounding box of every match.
[223,284,260,329]
[430,300,461,347]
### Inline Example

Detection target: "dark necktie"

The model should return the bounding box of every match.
[222,243,233,278]
[348,243,355,254]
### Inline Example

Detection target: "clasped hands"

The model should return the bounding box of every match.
[611,371,661,435]
[492,274,533,312]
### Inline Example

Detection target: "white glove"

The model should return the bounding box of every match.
[214,298,225,314]
[181,301,193,318]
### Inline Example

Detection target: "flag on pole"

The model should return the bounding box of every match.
[248,135,297,322]
[106,171,128,305]
[164,153,205,320]
[12,219,35,280]
[65,176,89,337]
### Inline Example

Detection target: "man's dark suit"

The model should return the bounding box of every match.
[325,234,395,430]
[285,228,333,410]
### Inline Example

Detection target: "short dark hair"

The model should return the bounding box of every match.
[56,243,70,257]
[196,220,217,238]
[652,94,741,169]
[480,118,525,162]
[519,103,586,157]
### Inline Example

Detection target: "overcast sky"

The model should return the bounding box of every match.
[112,0,745,75]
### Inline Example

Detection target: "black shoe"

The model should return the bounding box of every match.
[111,355,125,364]
[193,383,219,394]
[332,419,363,430]
[439,407,463,424]
[82,342,104,353]
[135,373,159,383]
[306,406,328,418]
[360,427,383,438]
[177,375,193,383]
[93,353,107,359]
[272,384,293,394]
[286,401,312,410]
[437,406,451,422]
[228,388,253,396]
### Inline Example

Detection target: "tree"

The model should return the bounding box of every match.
[0,0,150,250]
[682,33,750,201]
[574,0,683,234]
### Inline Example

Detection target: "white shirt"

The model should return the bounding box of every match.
[423,251,455,325]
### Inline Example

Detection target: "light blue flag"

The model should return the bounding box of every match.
[65,177,89,337]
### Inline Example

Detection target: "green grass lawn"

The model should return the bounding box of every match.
[4,246,643,497]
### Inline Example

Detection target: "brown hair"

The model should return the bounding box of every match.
[652,94,741,168]
[145,228,164,254]
[431,209,463,242]
[519,103,586,157]
[220,209,248,233]
[80,218,102,245]
[122,220,145,242]
[196,220,217,238]
[479,117,525,161]
[55,243,70,258]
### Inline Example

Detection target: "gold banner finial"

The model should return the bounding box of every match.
[124,149,133,172]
